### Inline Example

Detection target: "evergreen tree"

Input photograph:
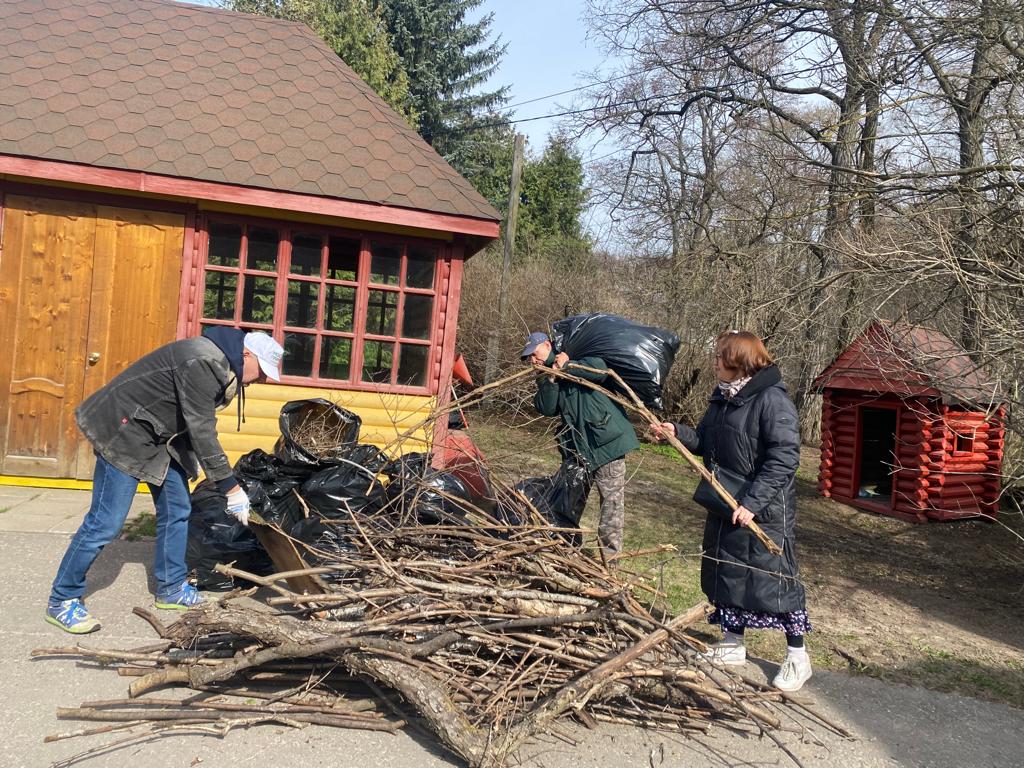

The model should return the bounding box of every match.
[460,128,590,260]
[229,0,415,121]
[374,0,509,162]
[519,135,589,254]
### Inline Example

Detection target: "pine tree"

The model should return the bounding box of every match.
[229,0,415,121]
[374,0,509,162]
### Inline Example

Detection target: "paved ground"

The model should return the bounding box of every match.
[1,486,1021,768]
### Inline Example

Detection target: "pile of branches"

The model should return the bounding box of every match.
[36,513,843,767]
[35,370,844,766]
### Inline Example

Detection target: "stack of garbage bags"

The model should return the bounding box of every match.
[186,398,477,589]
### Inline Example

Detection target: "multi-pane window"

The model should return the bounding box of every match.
[200,220,439,391]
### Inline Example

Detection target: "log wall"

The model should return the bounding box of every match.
[818,389,1003,522]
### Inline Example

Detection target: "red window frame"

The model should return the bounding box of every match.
[194,215,445,395]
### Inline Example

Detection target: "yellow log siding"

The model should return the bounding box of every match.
[215,383,435,468]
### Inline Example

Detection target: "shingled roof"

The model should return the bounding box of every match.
[813,321,1001,407]
[0,0,500,223]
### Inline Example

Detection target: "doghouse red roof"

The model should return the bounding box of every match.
[0,0,500,226]
[813,322,1000,406]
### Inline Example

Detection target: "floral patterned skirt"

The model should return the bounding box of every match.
[710,604,812,636]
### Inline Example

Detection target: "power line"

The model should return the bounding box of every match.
[469,85,734,133]
[502,70,643,109]
[499,54,827,113]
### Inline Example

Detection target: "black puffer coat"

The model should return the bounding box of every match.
[674,365,805,614]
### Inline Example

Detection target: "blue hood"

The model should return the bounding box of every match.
[201,326,246,383]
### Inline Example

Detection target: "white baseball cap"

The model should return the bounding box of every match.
[243,332,284,381]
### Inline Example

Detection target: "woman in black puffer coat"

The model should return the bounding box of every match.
[652,331,812,692]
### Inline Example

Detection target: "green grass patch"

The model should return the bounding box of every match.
[639,442,685,461]
[122,512,157,540]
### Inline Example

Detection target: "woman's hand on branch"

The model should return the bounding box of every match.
[732,505,755,527]
[648,422,676,443]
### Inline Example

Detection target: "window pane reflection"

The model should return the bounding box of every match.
[370,243,400,285]
[283,332,314,377]
[203,271,236,319]
[362,340,393,383]
[287,280,319,328]
[328,237,360,281]
[208,223,241,267]
[242,276,276,324]
[320,336,351,380]
[398,344,429,387]
[324,285,355,332]
[401,294,432,339]
[247,227,279,272]
[365,290,397,336]
[290,233,322,276]
[406,246,435,288]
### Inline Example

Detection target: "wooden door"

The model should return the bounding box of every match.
[76,206,184,477]
[0,195,184,479]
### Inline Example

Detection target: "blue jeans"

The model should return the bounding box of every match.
[49,454,192,604]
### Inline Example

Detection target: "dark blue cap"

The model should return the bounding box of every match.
[520,331,550,360]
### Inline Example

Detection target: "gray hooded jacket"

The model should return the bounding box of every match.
[75,331,244,489]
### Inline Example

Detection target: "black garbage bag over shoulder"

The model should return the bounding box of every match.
[550,313,680,410]
[275,398,361,468]
[186,480,274,590]
[382,452,474,525]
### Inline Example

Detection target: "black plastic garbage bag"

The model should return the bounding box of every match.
[383,452,474,524]
[495,460,592,544]
[301,459,387,519]
[234,448,308,531]
[186,480,274,590]
[275,399,361,467]
[382,451,431,481]
[550,313,680,410]
[337,443,389,473]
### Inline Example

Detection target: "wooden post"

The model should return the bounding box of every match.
[484,133,525,383]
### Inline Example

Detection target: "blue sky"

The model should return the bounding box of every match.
[478,0,602,151]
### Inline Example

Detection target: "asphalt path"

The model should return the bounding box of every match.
[1,488,1020,768]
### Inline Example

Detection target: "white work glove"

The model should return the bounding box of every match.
[225,486,251,526]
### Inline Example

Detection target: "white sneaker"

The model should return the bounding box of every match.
[701,642,747,667]
[773,655,812,691]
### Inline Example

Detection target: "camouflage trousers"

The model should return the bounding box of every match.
[593,457,626,555]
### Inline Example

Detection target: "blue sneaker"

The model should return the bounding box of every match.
[45,599,101,634]
[154,581,203,611]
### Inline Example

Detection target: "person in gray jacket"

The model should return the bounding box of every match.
[45,328,284,634]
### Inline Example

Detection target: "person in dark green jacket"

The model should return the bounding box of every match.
[521,331,640,555]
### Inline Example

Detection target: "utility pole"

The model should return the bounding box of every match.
[484,133,525,383]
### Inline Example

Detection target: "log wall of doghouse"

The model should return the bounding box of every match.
[819,388,1003,522]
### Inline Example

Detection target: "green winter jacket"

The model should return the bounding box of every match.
[533,354,640,470]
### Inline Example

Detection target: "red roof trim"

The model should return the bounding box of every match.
[0,153,500,239]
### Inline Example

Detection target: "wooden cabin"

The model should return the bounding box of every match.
[0,0,500,488]
[814,322,1004,522]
